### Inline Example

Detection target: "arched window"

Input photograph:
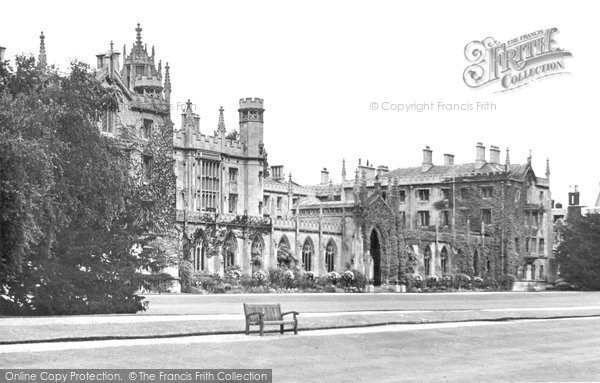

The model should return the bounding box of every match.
[423,246,431,276]
[325,240,336,273]
[278,235,290,251]
[302,238,314,271]
[251,236,264,257]
[223,233,237,268]
[440,247,448,274]
[486,258,491,274]
[531,264,536,280]
[473,250,479,276]
[194,243,207,271]
[539,265,544,279]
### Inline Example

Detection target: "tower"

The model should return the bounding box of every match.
[238,98,264,158]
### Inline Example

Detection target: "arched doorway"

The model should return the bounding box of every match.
[370,230,382,286]
[302,238,314,271]
[223,232,237,269]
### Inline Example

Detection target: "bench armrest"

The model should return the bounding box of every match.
[246,312,264,321]
[281,311,299,319]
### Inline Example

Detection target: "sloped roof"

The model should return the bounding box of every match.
[386,162,528,179]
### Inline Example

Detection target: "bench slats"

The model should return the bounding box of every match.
[244,303,299,336]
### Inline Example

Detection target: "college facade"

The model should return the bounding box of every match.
[34,25,556,288]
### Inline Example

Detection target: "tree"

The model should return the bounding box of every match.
[556,213,600,290]
[0,56,175,314]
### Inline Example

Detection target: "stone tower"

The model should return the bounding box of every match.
[238,98,264,158]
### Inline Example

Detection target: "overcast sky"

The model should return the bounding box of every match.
[2,0,598,206]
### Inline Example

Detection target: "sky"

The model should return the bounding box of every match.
[1,0,598,206]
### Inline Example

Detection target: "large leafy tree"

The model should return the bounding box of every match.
[556,213,600,290]
[0,56,175,314]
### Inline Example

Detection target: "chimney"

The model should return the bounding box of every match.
[489,145,501,164]
[568,185,580,206]
[422,146,433,172]
[321,168,329,184]
[271,165,284,181]
[443,154,455,166]
[475,142,486,168]
[376,165,389,179]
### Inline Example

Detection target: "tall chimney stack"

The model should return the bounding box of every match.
[475,142,486,168]
[443,154,455,166]
[422,146,433,172]
[489,145,501,164]
[321,168,329,184]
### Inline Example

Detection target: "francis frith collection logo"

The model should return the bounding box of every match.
[463,28,572,92]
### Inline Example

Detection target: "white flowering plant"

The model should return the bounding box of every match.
[327,271,341,284]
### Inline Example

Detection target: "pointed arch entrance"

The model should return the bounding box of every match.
[370,229,382,286]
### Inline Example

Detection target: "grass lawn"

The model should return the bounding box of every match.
[2,317,599,382]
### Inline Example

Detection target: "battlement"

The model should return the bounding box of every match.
[173,130,246,156]
[130,94,169,114]
[239,97,264,110]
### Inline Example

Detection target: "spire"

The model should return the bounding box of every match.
[217,106,226,134]
[158,60,162,77]
[545,158,550,178]
[135,23,142,47]
[505,148,511,171]
[38,31,47,68]
[110,40,114,52]
[123,44,126,59]
[341,159,346,182]
[164,62,171,106]
[527,149,532,165]
[151,46,155,62]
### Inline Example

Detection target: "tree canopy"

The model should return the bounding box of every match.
[0,56,176,314]
[556,213,600,290]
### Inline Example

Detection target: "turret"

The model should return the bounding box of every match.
[238,98,264,157]
[121,23,164,99]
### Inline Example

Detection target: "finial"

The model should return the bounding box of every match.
[123,44,126,58]
[217,106,226,133]
[527,149,532,165]
[151,46,155,60]
[135,23,142,46]
[38,31,47,68]
[158,60,162,76]
[505,148,511,171]
[546,158,550,177]
[185,99,192,112]
[342,158,346,181]
[164,62,171,87]
[110,40,114,52]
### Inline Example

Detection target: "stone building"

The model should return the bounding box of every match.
[67,24,554,288]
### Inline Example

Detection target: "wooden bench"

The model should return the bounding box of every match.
[243,303,299,336]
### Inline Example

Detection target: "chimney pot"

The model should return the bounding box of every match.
[443,154,455,166]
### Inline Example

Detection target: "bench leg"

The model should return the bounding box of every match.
[294,321,298,335]
[280,325,284,334]
[260,324,264,336]
[245,323,249,336]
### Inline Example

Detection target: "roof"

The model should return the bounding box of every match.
[386,162,528,179]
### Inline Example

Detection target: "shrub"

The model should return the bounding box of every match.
[426,275,440,288]
[316,275,331,287]
[454,273,471,289]
[350,269,367,290]
[252,270,268,286]
[327,271,341,285]
[405,274,423,290]
[497,274,516,291]
[473,276,484,288]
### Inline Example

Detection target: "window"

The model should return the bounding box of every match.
[325,240,336,273]
[480,186,494,199]
[440,247,448,274]
[538,238,545,254]
[441,188,451,200]
[276,197,283,215]
[302,239,314,271]
[531,211,540,227]
[258,201,263,215]
[199,159,220,212]
[482,209,492,224]
[441,210,451,227]
[473,250,479,276]
[531,264,536,280]
[525,238,530,253]
[228,168,238,183]
[142,119,153,140]
[418,211,430,227]
[539,191,544,202]
[459,187,469,201]
[136,65,146,76]
[514,237,520,252]
[228,194,238,214]
[250,236,263,272]
[515,189,521,203]
[194,243,207,271]
[417,189,430,202]
[142,155,153,183]
[398,190,406,203]
[223,234,237,268]
[101,111,113,133]
[399,211,406,226]
[423,247,431,276]
[263,196,270,216]
[539,265,544,279]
